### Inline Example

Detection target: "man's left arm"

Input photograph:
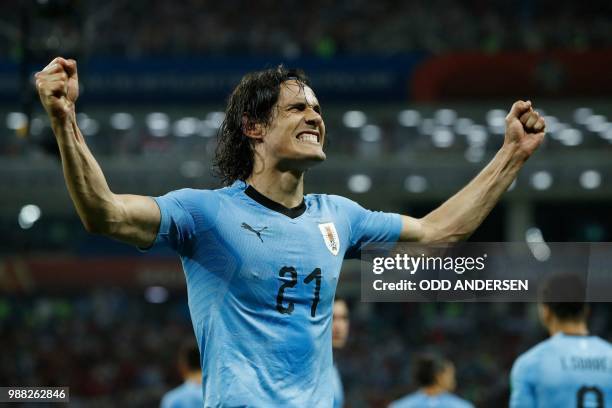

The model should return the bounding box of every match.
[400,100,545,243]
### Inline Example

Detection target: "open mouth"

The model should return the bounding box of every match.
[297,131,320,145]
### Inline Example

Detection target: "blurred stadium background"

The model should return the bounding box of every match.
[1,0,611,406]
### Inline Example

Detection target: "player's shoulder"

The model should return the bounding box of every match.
[163,185,241,206]
[160,384,185,408]
[388,392,422,408]
[590,335,612,348]
[581,335,612,353]
[306,193,362,211]
[161,187,218,201]
[512,337,552,375]
[443,393,475,408]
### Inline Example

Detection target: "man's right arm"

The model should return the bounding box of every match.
[36,57,160,248]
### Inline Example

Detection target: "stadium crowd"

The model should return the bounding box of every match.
[1,0,611,58]
[1,290,610,406]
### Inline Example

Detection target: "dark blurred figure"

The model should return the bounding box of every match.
[510,275,612,407]
[389,353,474,408]
[160,340,203,408]
[332,298,350,408]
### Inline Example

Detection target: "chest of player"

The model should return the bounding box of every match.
[211,210,346,316]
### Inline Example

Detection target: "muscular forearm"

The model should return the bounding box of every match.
[51,109,119,233]
[36,57,159,247]
[421,143,524,243]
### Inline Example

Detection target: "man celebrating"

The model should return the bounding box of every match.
[510,276,612,407]
[35,57,545,406]
[161,341,204,408]
[389,353,474,408]
[331,298,350,407]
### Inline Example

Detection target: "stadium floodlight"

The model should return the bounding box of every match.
[342,111,367,128]
[573,107,593,125]
[180,160,205,178]
[585,115,608,133]
[420,118,434,136]
[110,112,134,130]
[29,117,45,136]
[146,112,170,137]
[77,113,99,136]
[144,286,169,304]
[486,109,506,135]
[601,126,612,142]
[18,204,41,229]
[403,175,428,193]
[579,170,602,190]
[431,127,454,148]
[542,116,559,133]
[173,117,200,137]
[6,112,27,130]
[466,125,487,146]
[434,108,457,126]
[397,109,421,127]
[347,174,371,193]
[530,171,553,190]
[557,128,583,146]
[206,112,225,129]
[464,146,485,163]
[525,227,551,262]
[199,121,216,138]
[360,124,381,142]
[454,118,473,135]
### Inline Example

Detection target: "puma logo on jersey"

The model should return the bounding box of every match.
[241,223,267,243]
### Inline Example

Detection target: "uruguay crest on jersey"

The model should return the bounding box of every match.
[318,222,340,256]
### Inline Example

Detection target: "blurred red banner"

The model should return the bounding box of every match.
[0,257,184,292]
[411,50,612,101]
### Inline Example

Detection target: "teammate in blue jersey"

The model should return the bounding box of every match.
[389,353,474,408]
[36,56,545,406]
[161,341,204,408]
[331,298,350,407]
[510,276,612,408]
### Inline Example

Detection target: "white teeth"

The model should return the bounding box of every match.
[299,133,319,144]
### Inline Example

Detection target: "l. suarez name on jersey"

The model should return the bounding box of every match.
[560,356,612,372]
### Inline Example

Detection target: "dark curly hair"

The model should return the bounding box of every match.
[539,274,588,321]
[213,66,310,185]
[413,352,450,387]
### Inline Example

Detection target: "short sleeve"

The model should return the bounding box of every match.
[330,195,402,259]
[150,188,218,254]
[509,353,537,408]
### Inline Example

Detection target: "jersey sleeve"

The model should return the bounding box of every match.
[509,352,537,408]
[150,188,219,254]
[330,195,402,259]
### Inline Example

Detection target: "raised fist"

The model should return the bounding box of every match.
[35,57,79,120]
[504,100,546,160]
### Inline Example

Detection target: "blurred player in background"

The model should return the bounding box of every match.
[160,341,204,408]
[332,298,350,407]
[510,275,612,407]
[389,353,474,408]
[35,55,544,406]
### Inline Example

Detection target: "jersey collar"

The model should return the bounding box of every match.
[244,184,306,219]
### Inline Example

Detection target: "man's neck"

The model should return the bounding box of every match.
[549,320,589,336]
[246,169,305,208]
[185,371,202,384]
[421,385,446,396]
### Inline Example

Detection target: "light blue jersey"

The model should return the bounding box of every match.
[510,333,612,408]
[389,391,474,408]
[332,363,344,408]
[160,381,203,408]
[152,181,401,407]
